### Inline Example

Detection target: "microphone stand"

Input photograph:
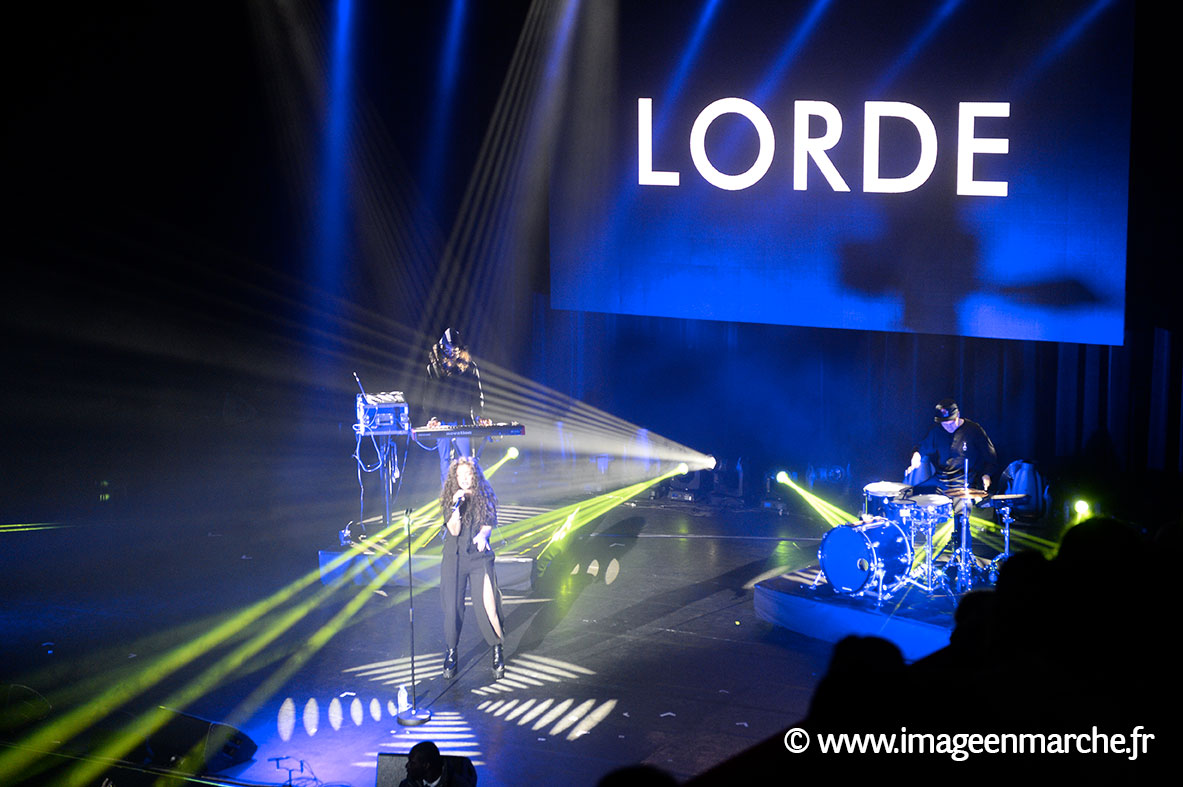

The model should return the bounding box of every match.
[397,508,431,726]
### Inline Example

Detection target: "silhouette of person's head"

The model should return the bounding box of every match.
[406,741,443,783]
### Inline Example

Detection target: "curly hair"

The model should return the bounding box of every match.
[439,456,497,523]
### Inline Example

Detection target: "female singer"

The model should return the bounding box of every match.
[439,457,505,679]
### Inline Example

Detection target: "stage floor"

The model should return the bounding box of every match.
[2,493,859,786]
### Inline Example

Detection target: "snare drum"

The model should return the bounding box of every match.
[862,481,908,518]
[910,494,953,527]
[892,492,953,530]
[818,517,914,594]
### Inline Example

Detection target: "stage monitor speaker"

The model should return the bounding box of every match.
[145,707,258,775]
[377,753,410,786]
[377,752,477,787]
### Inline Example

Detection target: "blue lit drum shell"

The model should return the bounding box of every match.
[862,481,908,519]
[891,493,954,533]
[819,518,913,594]
[908,494,953,527]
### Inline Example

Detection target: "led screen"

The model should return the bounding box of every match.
[550,0,1133,343]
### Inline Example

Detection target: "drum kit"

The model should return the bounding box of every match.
[814,481,1026,603]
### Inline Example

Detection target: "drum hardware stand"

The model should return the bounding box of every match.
[883,554,914,603]
[901,510,941,594]
[888,495,950,596]
[953,458,973,594]
[807,557,900,602]
[832,560,904,607]
[999,504,1013,560]
[860,544,914,606]
[944,491,1028,589]
[983,495,1024,584]
[894,505,929,593]
[952,510,975,594]
[928,458,986,594]
[986,505,1010,584]
[933,504,981,594]
[873,564,888,608]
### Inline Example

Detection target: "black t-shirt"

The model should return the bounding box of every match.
[915,418,997,490]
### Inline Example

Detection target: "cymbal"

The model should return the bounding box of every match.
[944,488,987,499]
[988,493,1028,500]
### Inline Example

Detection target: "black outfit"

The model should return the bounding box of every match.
[441,493,504,650]
[425,363,485,484]
[913,418,997,492]
[913,418,997,560]
[428,362,484,425]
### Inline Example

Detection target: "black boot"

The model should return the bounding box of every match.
[491,644,505,680]
[442,649,457,679]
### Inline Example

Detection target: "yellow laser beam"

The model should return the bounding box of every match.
[775,473,857,527]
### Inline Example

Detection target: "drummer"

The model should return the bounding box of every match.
[906,398,998,558]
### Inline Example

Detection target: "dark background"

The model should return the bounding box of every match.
[1,1,1175,528]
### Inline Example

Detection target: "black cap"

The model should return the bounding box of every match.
[934,398,960,422]
[441,327,464,353]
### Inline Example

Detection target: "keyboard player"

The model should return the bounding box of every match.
[424,328,487,483]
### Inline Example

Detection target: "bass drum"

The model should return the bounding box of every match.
[819,518,913,594]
